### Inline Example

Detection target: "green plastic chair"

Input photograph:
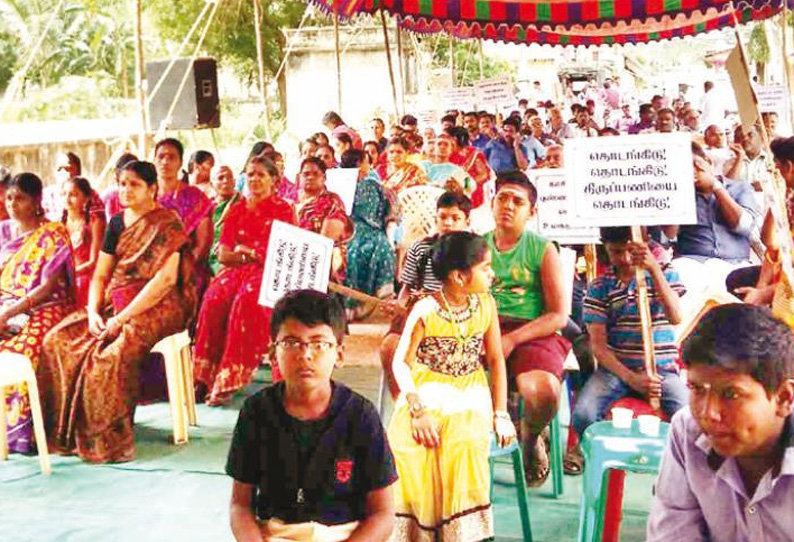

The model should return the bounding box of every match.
[489,435,533,542]
[576,419,670,542]
[518,397,565,498]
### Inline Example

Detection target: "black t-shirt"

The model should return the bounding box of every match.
[102,213,125,255]
[225,381,398,525]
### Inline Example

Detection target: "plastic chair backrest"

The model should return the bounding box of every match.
[397,185,445,250]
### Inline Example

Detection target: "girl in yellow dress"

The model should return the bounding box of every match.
[388,231,515,542]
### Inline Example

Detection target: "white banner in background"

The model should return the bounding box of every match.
[564,133,697,227]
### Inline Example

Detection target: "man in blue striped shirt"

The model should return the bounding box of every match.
[572,226,688,438]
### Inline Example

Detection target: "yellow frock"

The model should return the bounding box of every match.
[388,292,495,542]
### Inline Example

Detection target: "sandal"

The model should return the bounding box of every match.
[563,446,584,476]
[523,427,551,488]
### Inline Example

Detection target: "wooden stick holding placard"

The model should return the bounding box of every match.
[328,282,383,306]
[584,244,597,283]
[630,225,660,411]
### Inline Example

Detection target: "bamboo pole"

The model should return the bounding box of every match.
[631,226,660,411]
[133,0,148,157]
[395,16,406,116]
[328,282,382,305]
[380,10,400,120]
[449,34,455,86]
[782,7,794,130]
[253,0,272,141]
[478,38,485,81]
[584,244,597,282]
[333,0,342,114]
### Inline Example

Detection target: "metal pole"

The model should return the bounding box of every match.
[334,0,342,113]
[380,10,400,119]
[782,6,794,130]
[253,0,272,141]
[133,0,148,157]
[395,16,406,116]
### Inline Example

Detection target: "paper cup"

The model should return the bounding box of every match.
[610,407,633,429]
[637,415,661,437]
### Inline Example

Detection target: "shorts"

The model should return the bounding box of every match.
[499,316,572,381]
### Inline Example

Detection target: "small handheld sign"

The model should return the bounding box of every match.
[259,221,334,308]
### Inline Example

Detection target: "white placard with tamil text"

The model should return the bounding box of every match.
[755,84,787,114]
[325,168,359,215]
[259,220,334,308]
[531,169,600,244]
[440,87,476,112]
[564,133,697,227]
[475,77,514,107]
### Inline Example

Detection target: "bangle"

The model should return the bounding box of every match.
[713,179,726,192]
[766,249,781,265]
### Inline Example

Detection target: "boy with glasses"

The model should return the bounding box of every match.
[227,290,397,542]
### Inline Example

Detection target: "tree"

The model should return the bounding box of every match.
[420,34,515,88]
[0,0,134,96]
[146,0,306,109]
[747,22,770,82]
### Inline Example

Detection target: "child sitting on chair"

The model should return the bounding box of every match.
[226,289,397,542]
[648,304,794,541]
[572,226,688,440]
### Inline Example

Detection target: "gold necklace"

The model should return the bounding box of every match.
[439,290,472,365]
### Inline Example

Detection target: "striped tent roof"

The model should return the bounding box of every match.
[306,0,792,46]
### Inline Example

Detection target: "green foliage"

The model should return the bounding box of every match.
[146,0,306,81]
[422,34,515,87]
[4,75,135,122]
[747,22,770,65]
[0,20,19,92]
[0,0,134,93]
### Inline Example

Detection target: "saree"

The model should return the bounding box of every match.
[208,193,241,276]
[451,147,493,208]
[159,184,214,295]
[194,195,295,404]
[38,207,196,463]
[376,163,428,195]
[345,172,395,305]
[0,221,74,453]
[69,215,106,307]
[297,190,354,284]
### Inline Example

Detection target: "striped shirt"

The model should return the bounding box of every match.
[583,265,686,370]
[399,235,443,293]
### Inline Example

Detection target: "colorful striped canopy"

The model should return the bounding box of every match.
[306,0,793,46]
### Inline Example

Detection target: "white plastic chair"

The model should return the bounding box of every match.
[397,185,445,251]
[151,330,197,445]
[0,353,51,474]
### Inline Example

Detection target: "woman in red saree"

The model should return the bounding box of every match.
[0,173,74,454]
[447,127,493,208]
[296,157,354,284]
[193,156,295,406]
[38,161,196,463]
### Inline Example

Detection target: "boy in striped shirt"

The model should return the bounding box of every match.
[572,226,688,438]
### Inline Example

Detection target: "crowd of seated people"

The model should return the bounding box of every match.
[3,84,794,541]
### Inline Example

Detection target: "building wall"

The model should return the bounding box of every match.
[283,26,417,137]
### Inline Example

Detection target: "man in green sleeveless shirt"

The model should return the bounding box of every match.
[484,170,571,487]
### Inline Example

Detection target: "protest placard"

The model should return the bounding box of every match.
[440,86,476,112]
[755,84,787,114]
[259,220,334,308]
[564,133,697,227]
[475,77,514,108]
[531,169,600,245]
[325,168,359,215]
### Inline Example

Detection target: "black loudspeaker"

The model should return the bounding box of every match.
[146,57,220,131]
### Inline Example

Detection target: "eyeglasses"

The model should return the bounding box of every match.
[275,338,337,355]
